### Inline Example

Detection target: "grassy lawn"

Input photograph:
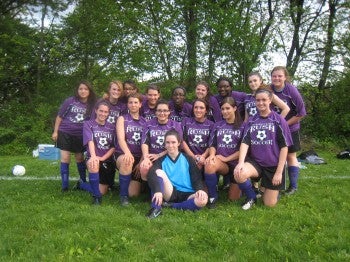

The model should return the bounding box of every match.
[0,150,349,261]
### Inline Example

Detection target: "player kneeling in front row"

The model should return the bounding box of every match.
[234,88,292,210]
[146,129,208,219]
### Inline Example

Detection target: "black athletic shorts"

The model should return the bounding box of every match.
[56,131,85,153]
[288,130,301,153]
[246,158,286,191]
[169,188,194,203]
[98,160,116,186]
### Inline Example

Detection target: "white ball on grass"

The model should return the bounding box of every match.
[12,165,26,176]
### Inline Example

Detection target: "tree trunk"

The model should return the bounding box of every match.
[318,0,338,89]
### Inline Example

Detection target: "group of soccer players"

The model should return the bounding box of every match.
[52,66,306,218]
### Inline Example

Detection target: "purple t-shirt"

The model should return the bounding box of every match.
[169,100,193,122]
[209,120,244,167]
[115,114,146,157]
[140,100,157,121]
[215,91,247,119]
[91,98,127,125]
[141,118,183,154]
[244,94,258,118]
[242,111,293,167]
[58,96,89,137]
[83,119,116,158]
[182,117,214,155]
[272,83,306,132]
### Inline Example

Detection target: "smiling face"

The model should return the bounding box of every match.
[147,89,160,107]
[217,80,232,97]
[255,91,272,116]
[95,104,110,124]
[109,82,122,101]
[165,134,180,156]
[124,83,137,97]
[193,100,207,121]
[195,84,208,99]
[248,75,263,92]
[271,69,287,90]
[156,103,170,124]
[221,102,236,123]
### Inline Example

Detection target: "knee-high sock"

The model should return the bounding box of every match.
[172,198,200,211]
[119,173,131,197]
[204,173,218,200]
[288,166,299,189]
[150,177,164,209]
[77,161,86,182]
[89,172,101,197]
[238,180,256,200]
[60,162,69,189]
[79,181,93,193]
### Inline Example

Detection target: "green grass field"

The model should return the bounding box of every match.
[1,150,349,261]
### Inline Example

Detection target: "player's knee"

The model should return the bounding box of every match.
[263,197,278,207]
[195,194,208,207]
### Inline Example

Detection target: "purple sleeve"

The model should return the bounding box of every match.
[83,121,93,147]
[58,97,74,118]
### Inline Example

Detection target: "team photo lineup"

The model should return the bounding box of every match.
[51,65,306,219]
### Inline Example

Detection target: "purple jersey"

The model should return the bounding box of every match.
[140,100,157,121]
[83,119,116,158]
[169,100,193,122]
[215,91,247,119]
[91,98,127,125]
[209,120,244,166]
[115,114,146,157]
[242,111,293,167]
[183,117,214,155]
[272,82,306,132]
[207,95,222,122]
[244,94,258,118]
[142,118,183,154]
[58,96,89,136]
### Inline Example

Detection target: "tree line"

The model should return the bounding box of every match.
[0,0,349,155]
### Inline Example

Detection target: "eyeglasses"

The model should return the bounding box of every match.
[156,110,170,113]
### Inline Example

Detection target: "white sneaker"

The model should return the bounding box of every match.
[242,198,256,210]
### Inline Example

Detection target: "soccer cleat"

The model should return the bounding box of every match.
[61,187,69,192]
[207,197,217,209]
[92,196,102,205]
[284,187,297,196]
[120,196,130,206]
[146,207,162,219]
[241,198,256,210]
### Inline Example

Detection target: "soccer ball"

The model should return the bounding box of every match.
[12,165,26,176]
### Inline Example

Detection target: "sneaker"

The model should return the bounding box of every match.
[284,187,297,196]
[207,197,217,209]
[241,198,256,210]
[120,196,130,206]
[146,207,162,219]
[92,196,102,205]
